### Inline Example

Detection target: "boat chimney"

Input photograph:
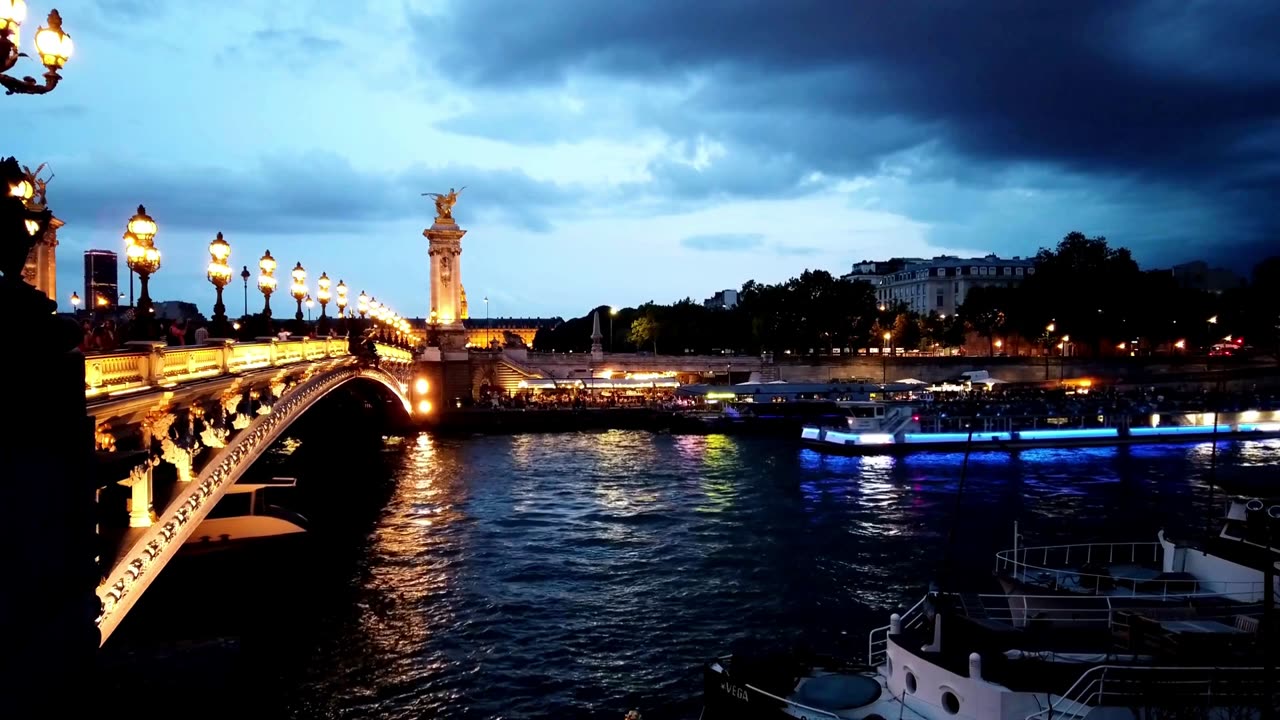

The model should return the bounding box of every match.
[890,613,902,635]
[968,652,982,680]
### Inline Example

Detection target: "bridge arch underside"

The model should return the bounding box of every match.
[92,362,412,645]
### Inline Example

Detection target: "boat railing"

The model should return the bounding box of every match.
[994,541,1264,600]
[964,592,1264,629]
[1023,664,1270,719]
[868,595,928,668]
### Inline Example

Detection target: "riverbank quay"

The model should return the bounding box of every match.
[419,407,823,436]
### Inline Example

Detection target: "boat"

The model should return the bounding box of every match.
[800,402,1280,454]
[702,498,1279,719]
[180,478,308,555]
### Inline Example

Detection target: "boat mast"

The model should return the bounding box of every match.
[936,425,976,591]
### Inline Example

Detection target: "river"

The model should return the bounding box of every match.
[99,424,1280,719]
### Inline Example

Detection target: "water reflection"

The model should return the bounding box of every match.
[276,434,1280,718]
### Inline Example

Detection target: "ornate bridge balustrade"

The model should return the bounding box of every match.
[86,340,417,644]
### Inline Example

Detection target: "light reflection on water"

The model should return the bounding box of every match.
[283,432,1277,719]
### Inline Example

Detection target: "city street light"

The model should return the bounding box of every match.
[484,295,489,348]
[316,271,331,333]
[206,231,231,335]
[239,265,250,322]
[123,205,160,323]
[69,290,78,313]
[356,290,369,318]
[258,249,277,318]
[0,6,73,95]
[334,279,347,316]
[289,261,306,323]
[610,306,618,351]
[304,294,313,323]
[882,330,892,383]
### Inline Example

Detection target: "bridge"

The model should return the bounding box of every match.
[84,337,420,642]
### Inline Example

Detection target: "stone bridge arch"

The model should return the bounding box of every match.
[94,358,412,644]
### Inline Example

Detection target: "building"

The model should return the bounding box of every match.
[1169,261,1247,294]
[460,317,564,348]
[703,289,739,310]
[83,249,119,311]
[871,254,1036,316]
[841,258,920,280]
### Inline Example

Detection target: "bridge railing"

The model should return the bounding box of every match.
[84,338,354,398]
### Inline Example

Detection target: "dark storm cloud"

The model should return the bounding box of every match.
[413,0,1280,259]
[48,153,581,235]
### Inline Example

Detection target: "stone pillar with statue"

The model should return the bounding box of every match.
[422,187,470,354]
[0,157,100,698]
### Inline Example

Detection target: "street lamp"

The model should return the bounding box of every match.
[239,265,250,322]
[123,205,160,324]
[610,306,618,351]
[335,279,347,316]
[0,6,72,96]
[206,231,231,335]
[69,291,79,314]
[882,330,892,383]
[484,295,490,348]
[316,271,330,333]
[258,249,277,319]
[289,262,306,324]
[356,290,369,318]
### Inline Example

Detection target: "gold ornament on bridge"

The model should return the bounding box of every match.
[118,457,158,488]
[160,436,199,484]
[422,186,465,221]
[95,423,117,452]
[270,378,286,398]
[232,413,251,430]
[220,388,243,417]
[141,407,175,438]
[199,425,228,449]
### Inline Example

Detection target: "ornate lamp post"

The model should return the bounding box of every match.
[316,271,330,334]
[0,5,72,95]
[69,290,78,314]
[356,290,369,318]
[257,249,277,327]
[239,265,249,323]
[123,205,160,333]
[334,279,348,335]
[206,231,231,336]
[304,294,313,323]
[289,261,306,329]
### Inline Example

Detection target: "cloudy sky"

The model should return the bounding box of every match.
[9,0,1278,318]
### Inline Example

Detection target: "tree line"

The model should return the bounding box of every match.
[532,232,1280,357]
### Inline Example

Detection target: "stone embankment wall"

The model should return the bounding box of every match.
[774,355,1278,387]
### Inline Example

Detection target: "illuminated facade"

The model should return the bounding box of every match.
[463,317,563,348]
[871,254,1035,316]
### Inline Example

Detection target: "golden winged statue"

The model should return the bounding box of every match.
[422,186,466,221]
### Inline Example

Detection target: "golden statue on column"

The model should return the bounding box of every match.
[423,188,469,349]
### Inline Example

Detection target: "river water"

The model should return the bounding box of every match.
[100,426,1280,720]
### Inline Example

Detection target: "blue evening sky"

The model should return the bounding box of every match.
[7,1,1278,318]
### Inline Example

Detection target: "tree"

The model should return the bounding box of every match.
[628,315,660,353]
[1021,231,1141,354]
[958,285,1011,356]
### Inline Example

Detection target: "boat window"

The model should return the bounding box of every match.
[904,670,917,694]
[206,492,252,519]
[941,690,960,714]
[851,406,878,418]
[875,406,885,417]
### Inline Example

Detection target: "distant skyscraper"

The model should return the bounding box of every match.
[84,250,119,311]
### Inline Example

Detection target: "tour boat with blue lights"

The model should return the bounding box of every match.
[702,498,1279,719]
[800,403,1280,454]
